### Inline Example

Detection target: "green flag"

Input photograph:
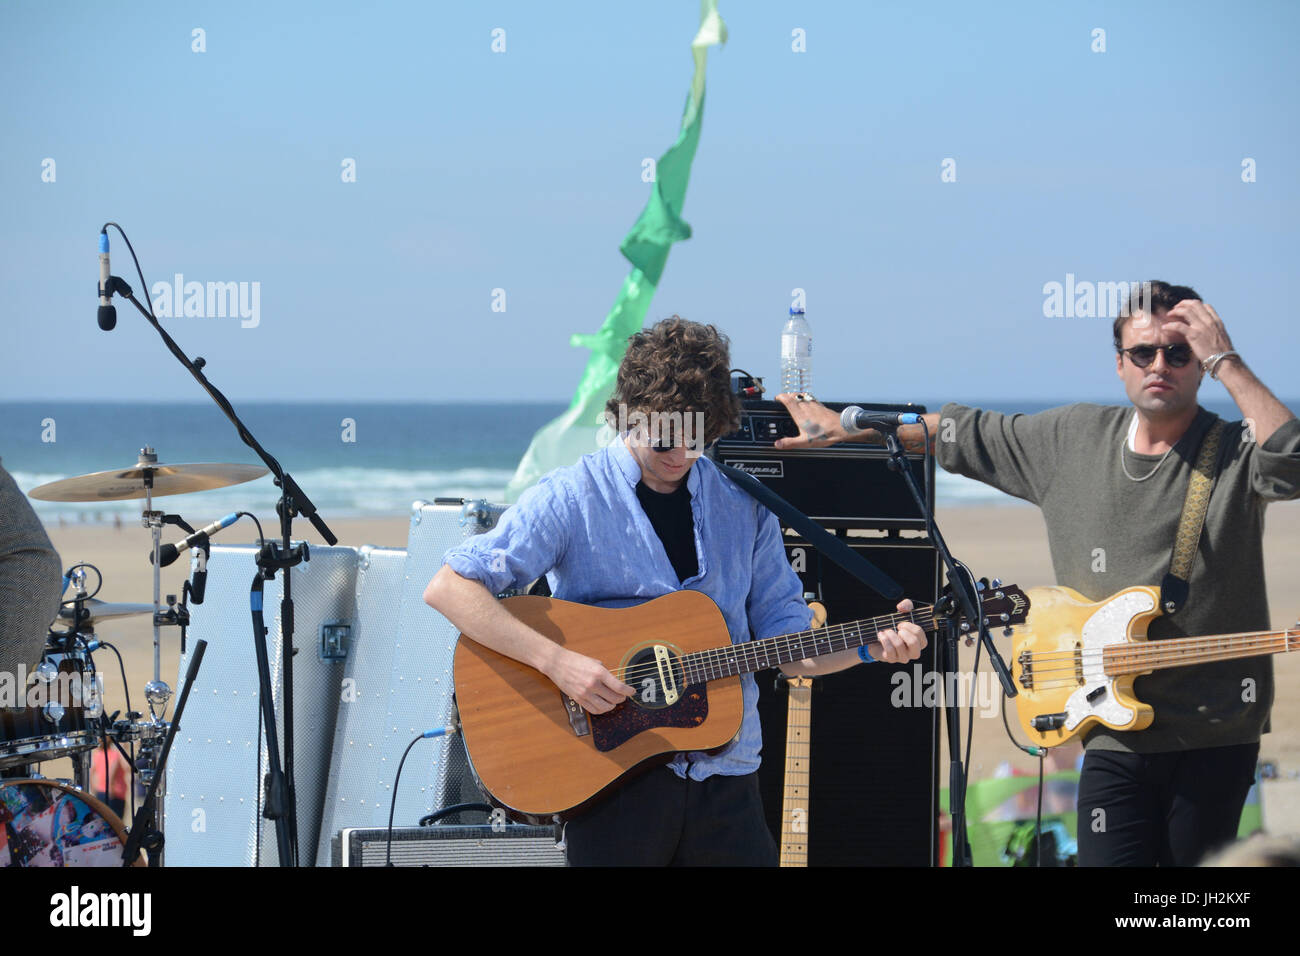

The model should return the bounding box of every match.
[504,1,727,502]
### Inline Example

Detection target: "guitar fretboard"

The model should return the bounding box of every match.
[680,607,939,684]
[1103,628,1300,676]
[779,678,812,868]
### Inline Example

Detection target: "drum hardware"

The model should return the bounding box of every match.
[22,425,279,863]
[119,637,209,867]
[31,450,267,702]
[3,534,199,862]
[1,609,103,784]
[57,599,155,626]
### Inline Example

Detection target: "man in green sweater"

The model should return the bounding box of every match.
[774,280,1300,866]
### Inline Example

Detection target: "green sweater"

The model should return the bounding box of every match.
[937,403,1300,753]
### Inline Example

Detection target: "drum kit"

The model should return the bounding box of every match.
[0,447,267,868]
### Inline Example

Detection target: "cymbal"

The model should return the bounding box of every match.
[29,462,269,502]
[57,598,156,624]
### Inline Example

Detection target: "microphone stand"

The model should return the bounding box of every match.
[877,425,1016,868]
[105,273,337,867]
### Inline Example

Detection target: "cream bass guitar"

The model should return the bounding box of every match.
[1012,585,1298,748]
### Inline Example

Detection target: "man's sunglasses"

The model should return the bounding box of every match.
[649,436,705,453]
[1118,344,1193,369]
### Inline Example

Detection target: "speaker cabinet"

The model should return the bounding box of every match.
[756,535,940,866]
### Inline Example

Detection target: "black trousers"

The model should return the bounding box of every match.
[564,766,778,866]
[1076,742,1258,867]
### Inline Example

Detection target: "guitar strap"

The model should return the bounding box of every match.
[1158,418,1226,615]
[712,459,904,601]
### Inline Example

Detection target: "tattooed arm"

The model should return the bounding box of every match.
[772,393,939,455]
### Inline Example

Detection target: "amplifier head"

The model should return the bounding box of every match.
[710,400,933,529]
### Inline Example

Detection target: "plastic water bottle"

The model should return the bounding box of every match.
[780,308,812,395]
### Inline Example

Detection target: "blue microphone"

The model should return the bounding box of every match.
[97,231,116,331]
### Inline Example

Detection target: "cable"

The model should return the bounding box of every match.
[946,560,982,864]
[419,803,493,827]
[1036,755,1045,867]
[101,222,156,320]
[238,510,265,544]
[386,727,452,867]
[95,640,133,719]
[59,562,103,604]
[94,640,138,819]
[996,655,1052,866]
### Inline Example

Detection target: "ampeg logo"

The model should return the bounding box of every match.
[49,886,151,935]
[723,460,784,479]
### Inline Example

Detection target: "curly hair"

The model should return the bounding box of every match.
[605,316,741,445]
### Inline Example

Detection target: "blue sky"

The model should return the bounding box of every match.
[2,0,1297,406]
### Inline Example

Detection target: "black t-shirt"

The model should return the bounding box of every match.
[635,480,698,583]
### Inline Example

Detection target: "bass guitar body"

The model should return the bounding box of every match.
[1012,585,1164,748]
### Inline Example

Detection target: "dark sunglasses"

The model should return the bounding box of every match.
[1119,344,1193,369]
[650,436,705,453]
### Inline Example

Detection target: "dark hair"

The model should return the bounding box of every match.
[1112,280,1201,350]
[605,316,741,444]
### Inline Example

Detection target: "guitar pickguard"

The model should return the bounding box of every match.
[1061,589,1154,732]
[591,684,709,752]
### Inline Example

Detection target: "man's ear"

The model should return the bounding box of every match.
[1116,351,1124,378]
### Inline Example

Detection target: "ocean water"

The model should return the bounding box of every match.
[0,398,1263,523]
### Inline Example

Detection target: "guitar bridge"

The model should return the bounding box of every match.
[654,644,680,705]
[563,695,591,737]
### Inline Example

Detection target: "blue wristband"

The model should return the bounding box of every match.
[858,644,875,664]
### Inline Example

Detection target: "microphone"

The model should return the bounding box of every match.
[840,406,922,433]
[189,546,208,604]
[150,513,240,568]
[98,231,116,331]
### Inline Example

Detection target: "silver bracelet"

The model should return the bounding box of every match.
[1201,350,1240,380]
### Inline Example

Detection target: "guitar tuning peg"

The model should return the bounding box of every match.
[991,578,1003,589]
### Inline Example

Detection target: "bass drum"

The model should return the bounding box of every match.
[0,779,144,867]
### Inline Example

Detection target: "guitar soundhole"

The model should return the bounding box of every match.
[623,646,686,711]
[591,643,709,753]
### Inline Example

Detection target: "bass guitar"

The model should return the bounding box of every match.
[453,585,1028,820]
[1012,585,1299,747]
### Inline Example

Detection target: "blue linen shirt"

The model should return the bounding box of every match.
[443,437,813,780]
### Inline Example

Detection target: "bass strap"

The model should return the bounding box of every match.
[1158,418,1226,615]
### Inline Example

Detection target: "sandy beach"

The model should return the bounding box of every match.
[35,499,1300,845]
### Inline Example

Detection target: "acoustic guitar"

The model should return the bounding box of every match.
[1012,585,1299,747]
[453,585,1028,820]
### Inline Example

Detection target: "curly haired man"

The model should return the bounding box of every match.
[425,316,926,865]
